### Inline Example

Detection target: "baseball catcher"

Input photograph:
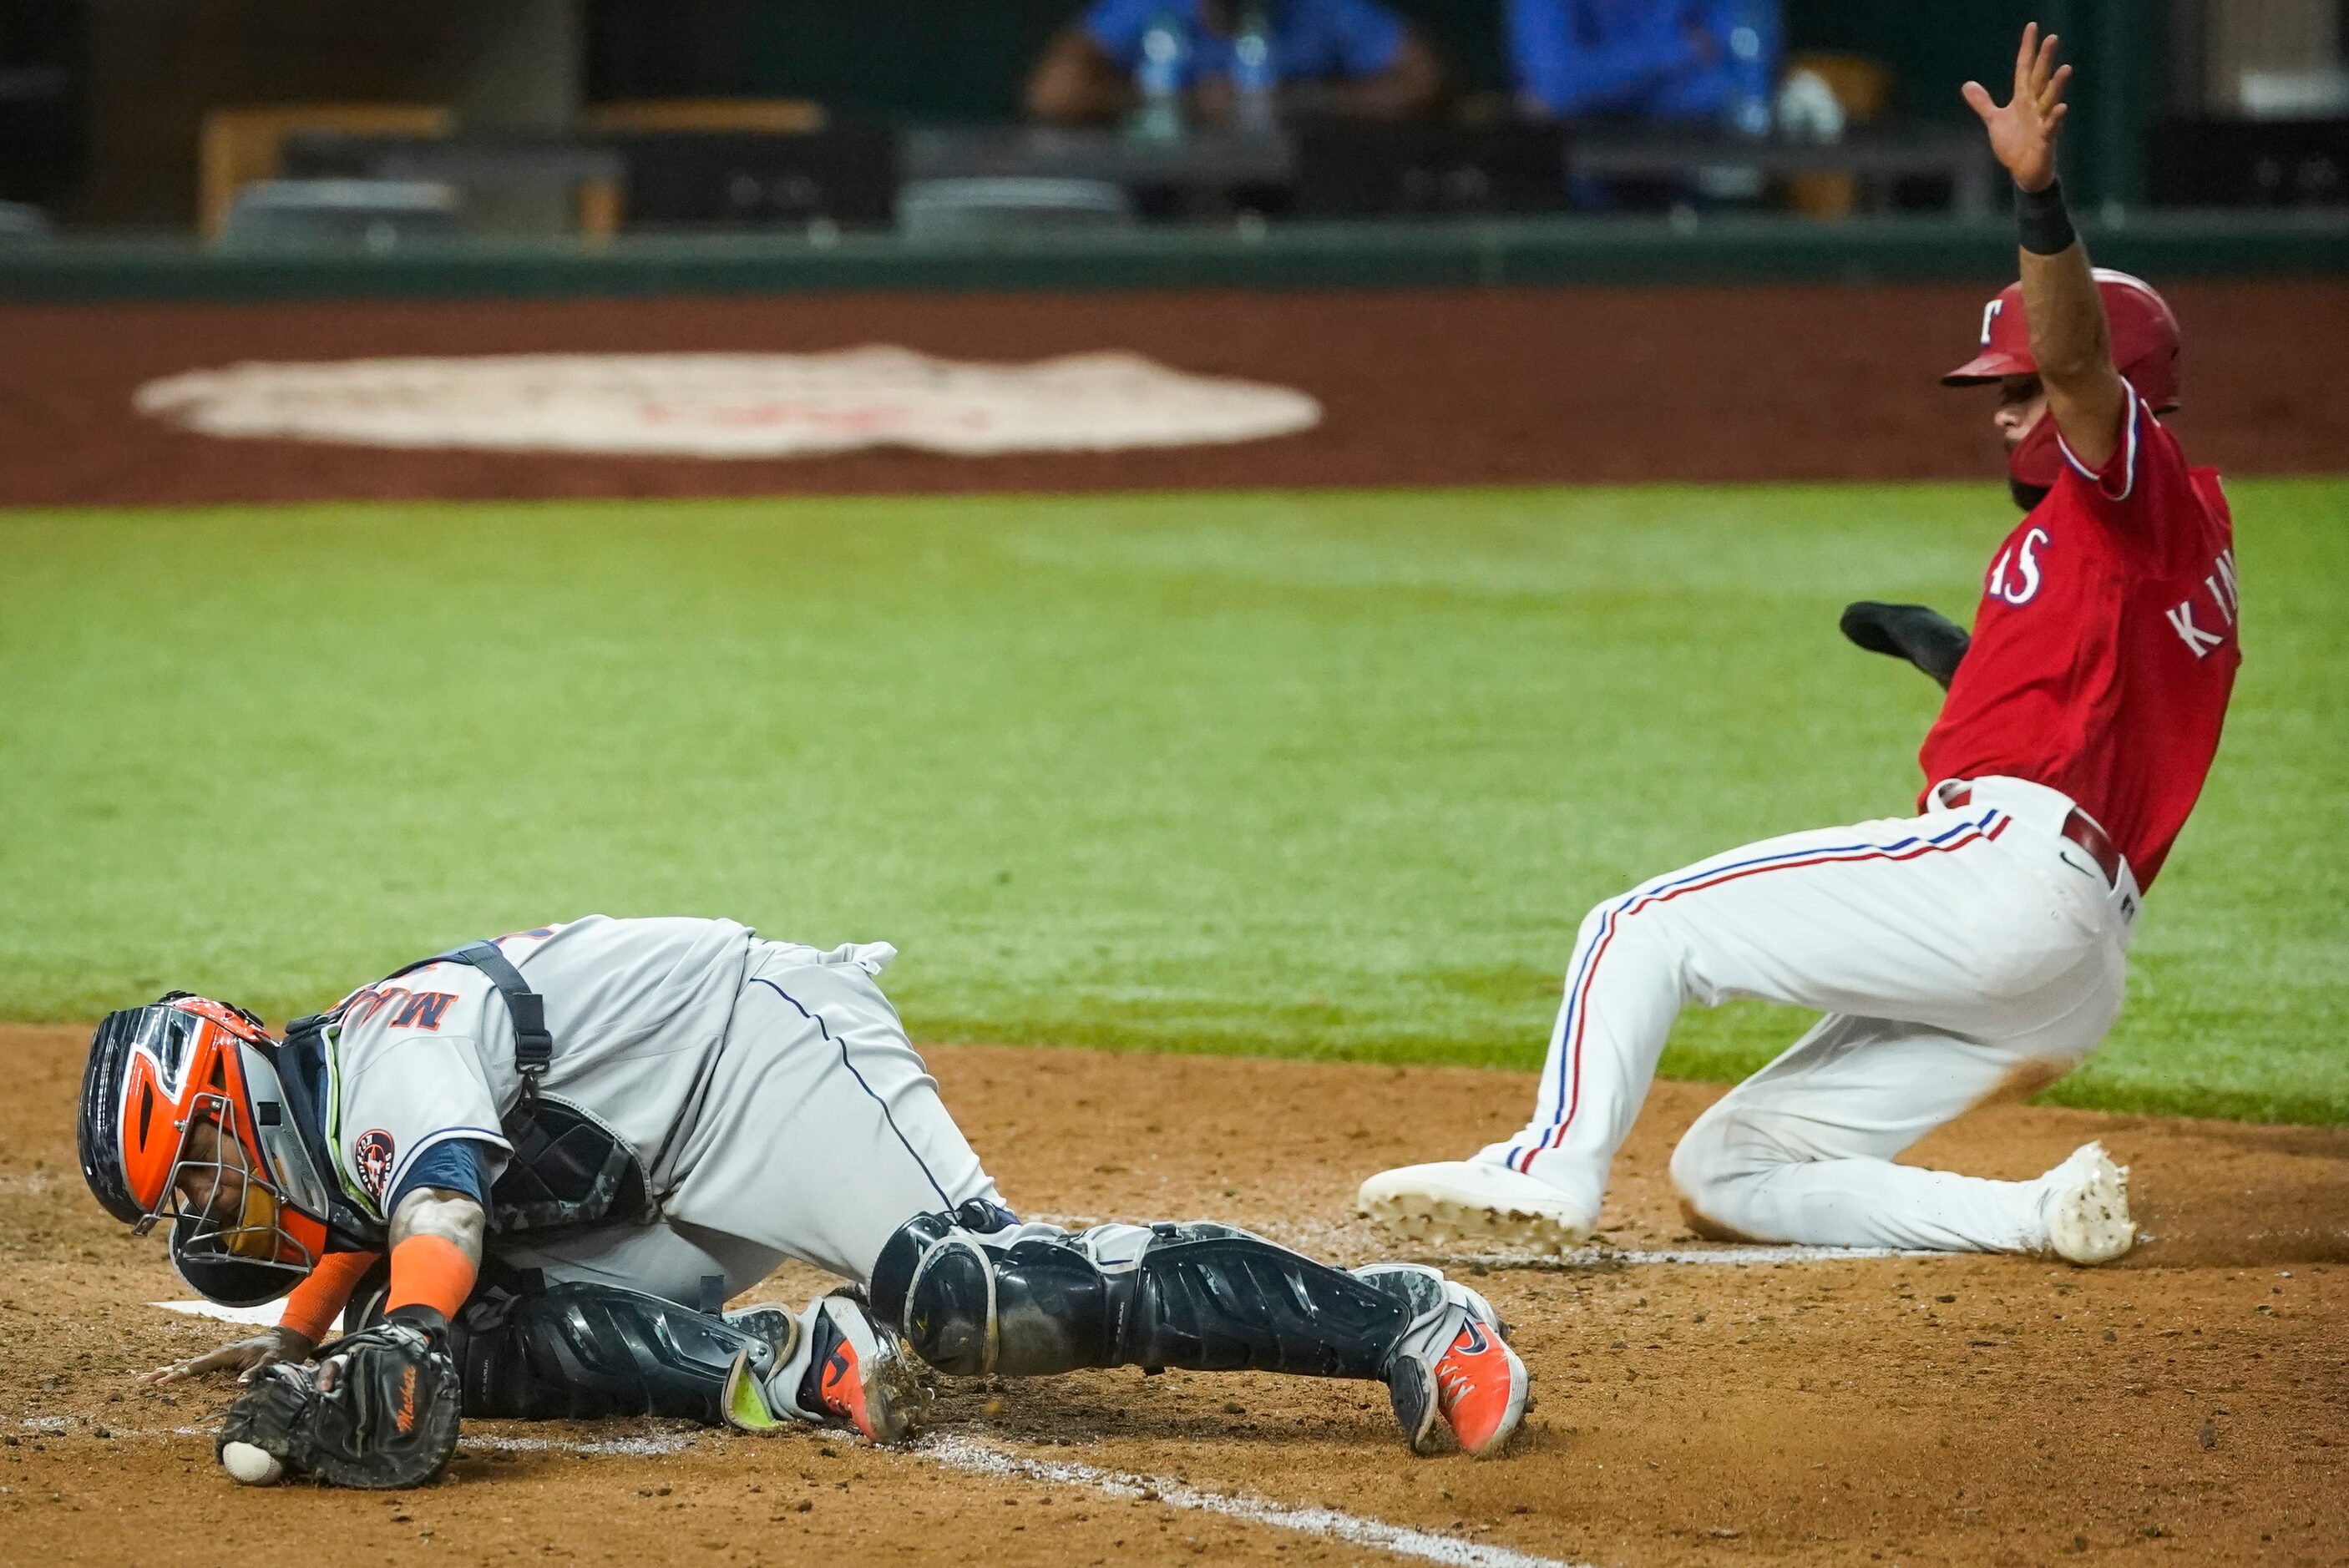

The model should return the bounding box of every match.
[80,917,1528,1489]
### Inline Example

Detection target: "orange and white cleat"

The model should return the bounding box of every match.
[1429,1311,1529,1458]
[1359,1263,1529,1458]
[725,1290,928,1444]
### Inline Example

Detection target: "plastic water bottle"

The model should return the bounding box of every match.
[1722,1,1775,138]
[1231,4,1277,136]
[1131,7,1189,143]
[1774,68,1845,144]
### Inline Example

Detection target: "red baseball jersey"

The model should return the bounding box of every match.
[1918,390,2239,888]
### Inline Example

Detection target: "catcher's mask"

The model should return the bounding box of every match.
[1942,267,2183,508]
[77,994,334,1306]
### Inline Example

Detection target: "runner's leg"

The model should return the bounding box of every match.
[1482,801,2108,1228]
[1667,989,2118,1252]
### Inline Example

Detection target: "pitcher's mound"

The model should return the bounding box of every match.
[133,347,1323,458]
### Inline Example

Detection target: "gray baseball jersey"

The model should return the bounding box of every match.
[321,916,996,1295]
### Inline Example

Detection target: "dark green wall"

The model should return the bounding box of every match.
[1782,2,2039,124]
[18,211,2349,310]
[588,0,1081,122]
[1782,1,2160,204]
[11,211,2343,306]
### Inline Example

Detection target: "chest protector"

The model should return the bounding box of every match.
[276,940,652,1248]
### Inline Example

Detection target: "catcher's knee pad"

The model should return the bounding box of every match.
[869,1211,1410,1381]
[452,1282,782,1422]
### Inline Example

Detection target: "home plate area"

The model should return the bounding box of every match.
[6,1032,2344,1565]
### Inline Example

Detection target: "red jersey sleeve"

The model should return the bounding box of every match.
[2052,384,2193,554]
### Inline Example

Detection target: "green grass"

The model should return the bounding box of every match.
[3,480,2343,1122]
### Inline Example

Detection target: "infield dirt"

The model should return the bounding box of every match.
[4,1024,2343,1567]
[3,279,2346,508]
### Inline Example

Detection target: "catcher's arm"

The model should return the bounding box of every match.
[140,1249,381,1387]
[314,1186,482,1391]
[389,1184,486,1260]
[1840,601,1971,690]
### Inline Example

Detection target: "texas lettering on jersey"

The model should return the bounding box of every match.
[1985,525,2050,604]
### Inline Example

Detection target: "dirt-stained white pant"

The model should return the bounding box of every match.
[1481,776,2139,1252]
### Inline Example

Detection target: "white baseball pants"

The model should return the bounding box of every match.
[1481,776,2139,1252]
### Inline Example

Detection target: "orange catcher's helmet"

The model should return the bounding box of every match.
[1942,268,2183,497]
[78,994,334,1304]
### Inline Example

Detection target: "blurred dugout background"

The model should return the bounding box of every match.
[0,0,2344,247]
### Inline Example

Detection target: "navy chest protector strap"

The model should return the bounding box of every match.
[424,941,553,1094]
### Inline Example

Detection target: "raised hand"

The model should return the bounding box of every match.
[1962,23,2071,193]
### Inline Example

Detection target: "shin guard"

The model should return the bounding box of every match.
[869,1213,1410,1381]
[450,1282,784,1422]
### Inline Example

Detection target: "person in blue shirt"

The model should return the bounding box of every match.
[1027,0,1443,126]
[1506,0,1779,122]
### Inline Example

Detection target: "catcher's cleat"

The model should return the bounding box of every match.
[2038,1141,2137,1266]
[796,1292,929,1444]
[1432,1313,1529,1459]
[721,1348,783,1434]
[1359,1264,1528,1459]
[721,1303,802,1368]
[1358,1160,1592,1253]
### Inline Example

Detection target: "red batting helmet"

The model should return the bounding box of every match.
[1943,268,2183,493]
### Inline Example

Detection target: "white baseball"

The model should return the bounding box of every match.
[220,1440,284,1486]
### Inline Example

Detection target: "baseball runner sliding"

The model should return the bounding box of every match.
[80,917,1528,1488]
[1363,25,2240,1263]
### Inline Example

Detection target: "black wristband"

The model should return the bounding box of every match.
[385,1302,451,1334]
[2016,179,2076,255]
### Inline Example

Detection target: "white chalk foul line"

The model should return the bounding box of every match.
[457,1431,700,1458]
[919,1434,1585,1568]
[1514,1243,1931,1268]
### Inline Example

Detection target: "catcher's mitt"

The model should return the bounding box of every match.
[216,1308,460,1490]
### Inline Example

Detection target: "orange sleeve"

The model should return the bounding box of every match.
[278,1250,381,1344]
[384,1233,478,1323]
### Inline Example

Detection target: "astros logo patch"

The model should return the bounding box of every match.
[354,1130,397,1201]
